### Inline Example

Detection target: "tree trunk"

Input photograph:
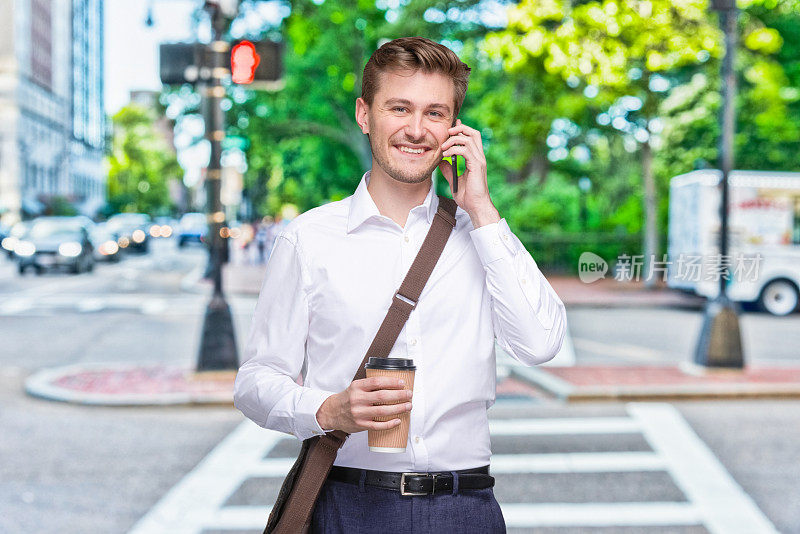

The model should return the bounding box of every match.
[642,140,658,289]
[509,150,548,184]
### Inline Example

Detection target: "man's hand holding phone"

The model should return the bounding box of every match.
[438,118,499,227]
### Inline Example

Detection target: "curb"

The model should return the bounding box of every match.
[24,363,235,407]
[511,365,800,402]
[561,300,705,311]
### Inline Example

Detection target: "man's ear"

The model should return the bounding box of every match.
[355,97,369,134]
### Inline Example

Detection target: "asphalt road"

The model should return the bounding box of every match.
[1,239,798,534]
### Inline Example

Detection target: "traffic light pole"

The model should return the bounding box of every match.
[197,1,239,371]
[693,2,743,368]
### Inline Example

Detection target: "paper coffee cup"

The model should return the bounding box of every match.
[364,357,415,453]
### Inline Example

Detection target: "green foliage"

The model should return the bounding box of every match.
[44,196,79,216]
[226,0,391,217]
[172,0,800,272]
[105,105,182,216]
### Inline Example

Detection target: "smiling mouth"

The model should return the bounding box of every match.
[394,146,433,158]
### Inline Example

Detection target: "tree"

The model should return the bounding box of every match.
[106,105,183,215]
[484,0,723,286]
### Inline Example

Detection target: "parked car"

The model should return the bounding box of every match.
[177,212,208,247]
[2,221,29,258]
[15,216,95,275]
[90,222,121,262]
[106,213,152,253]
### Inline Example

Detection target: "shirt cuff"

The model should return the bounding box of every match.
[294,387,338,440]
[469,218,519,266]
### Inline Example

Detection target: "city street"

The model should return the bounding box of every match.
[3,1,799,533]
[1,239,798,533]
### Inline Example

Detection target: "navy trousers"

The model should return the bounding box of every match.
[309,469,507,533]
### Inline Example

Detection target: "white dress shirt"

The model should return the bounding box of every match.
[234,170,567,472]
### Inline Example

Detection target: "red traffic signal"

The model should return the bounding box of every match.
[231,41,261,84]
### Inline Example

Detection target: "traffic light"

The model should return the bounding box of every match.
[231,39,284,86]
[231,41,260,84]
[160,40,284,88]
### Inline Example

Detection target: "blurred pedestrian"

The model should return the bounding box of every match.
[255,215,273,264]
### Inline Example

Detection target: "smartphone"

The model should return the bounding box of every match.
[452,154,459,194]
[450,116,459,194]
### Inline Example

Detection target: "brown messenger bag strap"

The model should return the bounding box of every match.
[269,195,457,534]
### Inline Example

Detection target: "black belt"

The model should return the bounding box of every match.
[327,465,494,496]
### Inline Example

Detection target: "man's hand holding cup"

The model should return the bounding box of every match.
[316,375,413,434]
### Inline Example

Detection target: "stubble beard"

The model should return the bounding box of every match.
[369,134,439,185]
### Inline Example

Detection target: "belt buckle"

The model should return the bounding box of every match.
[400,472,434,496]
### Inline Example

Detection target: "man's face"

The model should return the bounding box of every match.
[356,69,455,185]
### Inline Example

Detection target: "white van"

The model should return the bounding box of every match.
[667,170,800,315]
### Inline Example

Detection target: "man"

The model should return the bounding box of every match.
[234,36,567,533]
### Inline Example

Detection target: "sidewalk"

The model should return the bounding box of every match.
[24,264,798,407]
[546,275,706,309]
[510,363,800,402]
[207,262,707,310]
[25,358,800,407]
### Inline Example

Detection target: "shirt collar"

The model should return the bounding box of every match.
[347,169,439,234]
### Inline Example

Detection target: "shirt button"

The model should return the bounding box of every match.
[415,436,420,443]
[404,235,410,243]
[503,234,510,242]
[410,338,417,346]
[521,278,527,284]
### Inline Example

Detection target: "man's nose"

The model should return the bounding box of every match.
[403,113,429,141]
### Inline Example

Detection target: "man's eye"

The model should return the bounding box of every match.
[393,107,443,117]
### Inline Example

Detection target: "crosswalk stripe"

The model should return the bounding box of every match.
[489,451,666,473]
[201,506,271,529]
[127,420,280,534]
[0,298,33,315]
[77,298,105,312]
[489,416,641,435]
[629,403,779,534]
[0,294,256,316]
[501,502,703,528]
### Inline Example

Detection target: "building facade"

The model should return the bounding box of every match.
[0,0,105,225]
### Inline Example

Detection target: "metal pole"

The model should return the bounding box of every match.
[197,1,239,371]
[719,7,736,299]
[693,2,743,368]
